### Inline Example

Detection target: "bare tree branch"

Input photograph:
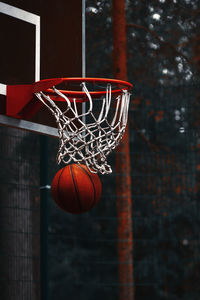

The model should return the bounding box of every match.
[127,23,192,65]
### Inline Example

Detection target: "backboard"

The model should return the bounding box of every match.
[0,0,85,137]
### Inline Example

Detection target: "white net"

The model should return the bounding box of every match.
[35,83,130,174]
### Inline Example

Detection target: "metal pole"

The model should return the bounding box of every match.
[82,0,86,124]
[40,135,50,300]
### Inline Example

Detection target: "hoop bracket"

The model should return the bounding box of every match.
[6,79,63,118]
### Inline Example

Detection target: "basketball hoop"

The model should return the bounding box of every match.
[33,77,132,174]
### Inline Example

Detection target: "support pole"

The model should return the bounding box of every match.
[40,135,49,300]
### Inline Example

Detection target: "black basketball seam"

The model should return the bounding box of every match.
[77,164,97,209]
[70,165,82,212]
[57,167,66,210]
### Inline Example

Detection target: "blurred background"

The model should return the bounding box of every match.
[1,0,200,299]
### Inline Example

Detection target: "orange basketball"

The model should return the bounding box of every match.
[51,164,102,214]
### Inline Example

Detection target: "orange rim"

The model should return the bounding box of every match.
[33,77,133,99]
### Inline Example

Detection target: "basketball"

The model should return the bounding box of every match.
[51,164,102,214]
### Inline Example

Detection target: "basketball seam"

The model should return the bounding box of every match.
[70,165,82,212]
[57,167,66,210]
[77,165,96,209]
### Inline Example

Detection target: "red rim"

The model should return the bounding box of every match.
[33,77,133,98]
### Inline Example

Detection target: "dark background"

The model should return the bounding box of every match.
[1,0,200,299]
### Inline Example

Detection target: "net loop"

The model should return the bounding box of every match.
[35,81,131,174]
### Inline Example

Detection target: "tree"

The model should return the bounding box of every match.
[112,0,134,299]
